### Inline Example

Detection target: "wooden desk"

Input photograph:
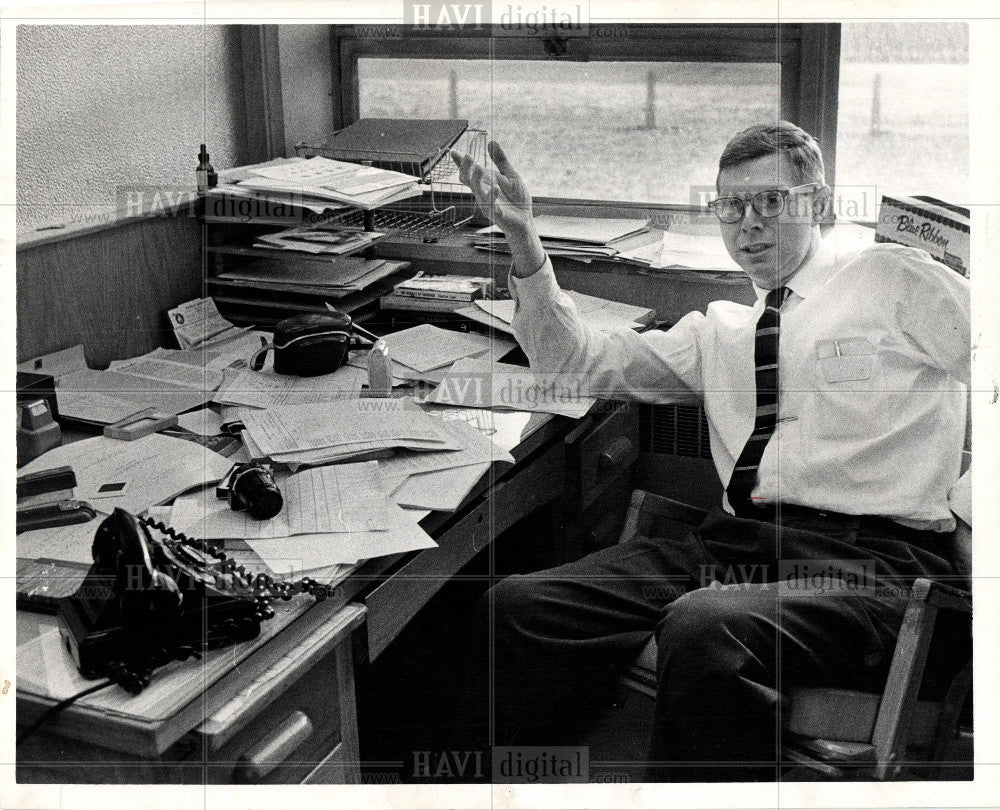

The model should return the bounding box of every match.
[16,402,633,784]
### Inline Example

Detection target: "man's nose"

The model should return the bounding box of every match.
[741,204,766,230]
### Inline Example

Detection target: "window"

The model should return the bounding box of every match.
[334,25,839,207]
[835,22,968,213]
[358,57,780,205]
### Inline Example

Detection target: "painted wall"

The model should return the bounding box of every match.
[16,25,254,239]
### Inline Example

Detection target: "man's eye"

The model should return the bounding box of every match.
[759,192,784,210]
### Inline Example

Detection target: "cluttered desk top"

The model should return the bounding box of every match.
[14,270,653,753]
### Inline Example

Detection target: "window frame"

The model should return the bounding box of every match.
[327,23,841,204]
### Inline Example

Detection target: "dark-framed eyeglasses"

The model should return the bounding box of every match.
[709,183,824,224]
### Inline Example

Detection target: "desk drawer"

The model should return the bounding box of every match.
[567,405,639,508]
[364,442,566,660]
[187,603,365,784]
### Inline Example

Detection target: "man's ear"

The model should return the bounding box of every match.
[812,186,833,223]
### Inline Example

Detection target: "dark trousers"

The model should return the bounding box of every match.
[465,506,953,781]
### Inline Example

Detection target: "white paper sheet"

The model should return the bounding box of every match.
[382,324,505,373]
[390,462,492,512]
[245,499,437,574]
[473,291,648,332]
[167,297,238,348]
[109,355,225,391]
[428,406,534,454]
[19,434,233,514]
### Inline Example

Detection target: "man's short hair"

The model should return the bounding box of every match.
[718,121,826,186]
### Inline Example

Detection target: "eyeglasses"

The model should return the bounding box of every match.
[709,183,823,224]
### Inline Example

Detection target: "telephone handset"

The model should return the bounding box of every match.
[59,508,332,695]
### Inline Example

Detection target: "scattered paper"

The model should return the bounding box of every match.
[478,215,650,245]
[55,389,148,426]
[473,291,649,332]
[109,355,225,392]
[245,499,437,574]
[169,462,391,539]
[176,407,225,437]
[391,462,492,512]
[429,406,534,454]
[428,357,596,419]
[240,398,461,460]
[57,368,218,422]
[455,304,515,336]
[382,324,504,373]
[377,414,514,481]
[19,434,233,514]
[17,516,106,565]
[213,365,365,409]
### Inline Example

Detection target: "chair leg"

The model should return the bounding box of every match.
[871,598,938,779]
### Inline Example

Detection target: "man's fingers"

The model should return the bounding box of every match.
[487,141,523,183]
[495,173,520,198]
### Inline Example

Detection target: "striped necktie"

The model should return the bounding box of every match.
[726,285,793,516]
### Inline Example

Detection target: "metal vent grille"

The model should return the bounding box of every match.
[642,404,712,459]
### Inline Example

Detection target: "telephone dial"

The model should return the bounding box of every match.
[59,508,332,695]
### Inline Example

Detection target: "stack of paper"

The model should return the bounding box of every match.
[639,229,743,274]
[254,225,385,256]
[237,156,422,210]
[57,353,225,424]
[243,500,437,573]
[239,398,464,467]
[475,215,661,263]
[213,365,366,409]
[457,290,651,337]
[214,257,408,298]
[380,410,517,512]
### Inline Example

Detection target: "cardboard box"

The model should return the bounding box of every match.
[875,195,970,277]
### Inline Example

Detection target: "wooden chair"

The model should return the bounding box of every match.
[612,486,973,781]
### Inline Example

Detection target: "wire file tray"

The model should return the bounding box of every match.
[293,128,487,242]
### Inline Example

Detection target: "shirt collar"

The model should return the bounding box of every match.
[751,240,836,303]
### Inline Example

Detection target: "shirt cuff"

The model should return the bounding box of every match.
[508,255,559,307]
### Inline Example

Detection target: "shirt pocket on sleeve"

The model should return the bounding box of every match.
[815,337,876,383]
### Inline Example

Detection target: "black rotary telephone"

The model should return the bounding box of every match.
[59,509,332,695]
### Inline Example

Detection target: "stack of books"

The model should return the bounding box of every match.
[381,273,494,313]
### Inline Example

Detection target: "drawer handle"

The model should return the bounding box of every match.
[598,436,634,471]
[234,710,313,783]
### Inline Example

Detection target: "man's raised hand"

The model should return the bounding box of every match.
[450,141,535,237]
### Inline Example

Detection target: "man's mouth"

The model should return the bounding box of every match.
[740,243,772,255]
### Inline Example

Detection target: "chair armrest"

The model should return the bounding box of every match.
[619,490,709,544]
[909,577,971,613]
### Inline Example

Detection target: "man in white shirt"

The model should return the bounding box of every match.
[451,122,969,780]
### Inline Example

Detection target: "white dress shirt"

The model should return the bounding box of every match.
[510,240,971,531]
